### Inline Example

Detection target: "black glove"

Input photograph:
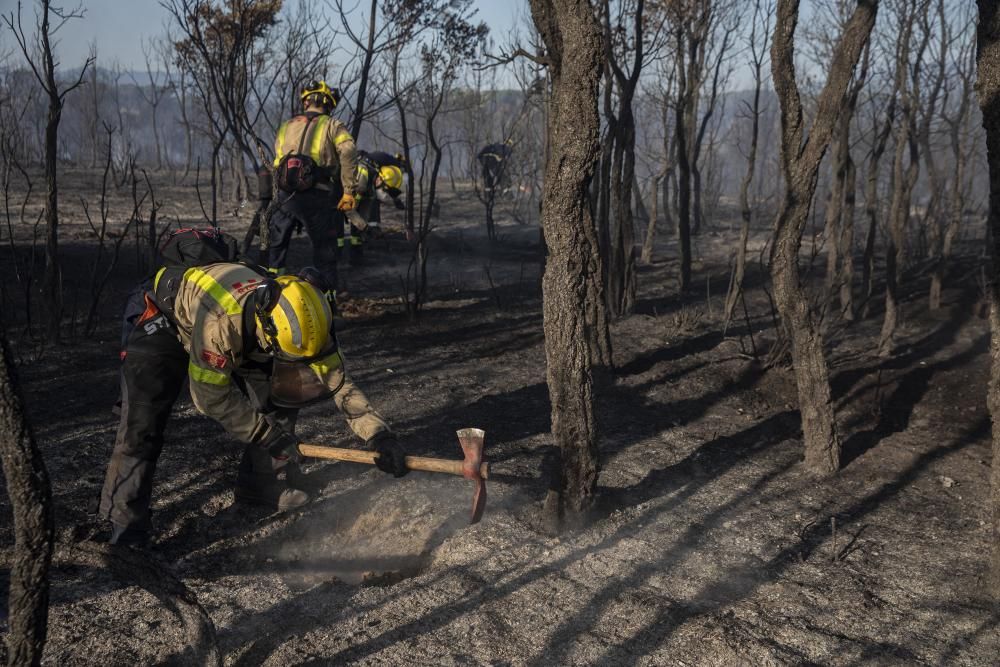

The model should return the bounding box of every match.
[265,429,300,461]
[369,432,408,477]
[392,197,405,211]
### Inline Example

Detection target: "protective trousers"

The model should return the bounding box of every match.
[98,313,294,532]
[267,188,340,291]
[334,209,366,265]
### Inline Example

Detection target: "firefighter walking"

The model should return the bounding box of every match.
[268,80,359,295]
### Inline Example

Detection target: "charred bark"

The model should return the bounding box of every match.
[530,0,605,527]
[770,0,877,475]
[932,10,975,310]
[878,0,929,357]
[350,0,379,139]
[0,332,55,665]
[824,49,867,322]
[675,27,694,291]
[724,0,770,330]
[862,97,896,313]
[975,0,1000,598]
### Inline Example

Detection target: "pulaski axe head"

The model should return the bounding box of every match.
[456,428,487,524]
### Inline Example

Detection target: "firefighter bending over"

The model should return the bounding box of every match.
[477,138,513,192]
[338,150,407,264]
[99,247,407,546]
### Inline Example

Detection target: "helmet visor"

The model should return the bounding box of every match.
[269,347,343,408]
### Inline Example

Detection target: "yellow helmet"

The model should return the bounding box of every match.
[300,79,340,109]
[378,165,404,191]
[256,275,333,360]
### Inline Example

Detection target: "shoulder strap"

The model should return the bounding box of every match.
[152,266,186,324]
[358,152,378,172]
[241,287,264,355]
[294,114,316,156]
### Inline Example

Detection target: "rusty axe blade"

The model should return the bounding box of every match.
[456,428,487,524]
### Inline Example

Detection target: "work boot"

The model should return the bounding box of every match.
[234,472,310,511]
[235,486,311,511]
[107,522,150,547]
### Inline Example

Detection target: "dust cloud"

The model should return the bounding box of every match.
[267,470,472,587]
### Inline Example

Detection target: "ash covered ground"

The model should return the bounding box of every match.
[1,170,998,665]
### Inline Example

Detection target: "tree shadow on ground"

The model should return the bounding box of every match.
[584,417,991,666]
[937,609,1000,664]
[830,286,978,406]
[292,411,800,665]
[296,414,986,665]
[840,334,987,466]
[615,330,724,377]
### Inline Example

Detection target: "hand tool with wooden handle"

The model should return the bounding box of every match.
[297,427,488,523]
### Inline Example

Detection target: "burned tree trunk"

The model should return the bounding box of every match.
[826,44,868,322]
[641,86,675,265]
[933,14,975,311]
[724,0,770,330]
[878,0,929,357]
[675,35,694,291]
[0,332,55,665]
[5,1,93,342]
[41,97,61,343]
[603,0,644,318]
[862,97,896,313]
[975,0,1000,598]
[770,0,877,475]
[530,0,604,526]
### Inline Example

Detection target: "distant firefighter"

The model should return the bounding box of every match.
[268,79,359,297]
[337,150,407,265]
[477,138,513,191]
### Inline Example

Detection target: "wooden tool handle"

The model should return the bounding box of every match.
[297,444,489,479]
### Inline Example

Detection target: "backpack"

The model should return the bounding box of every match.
[275,114,325,193]
[159,227,239,267]
[151,227,248,324]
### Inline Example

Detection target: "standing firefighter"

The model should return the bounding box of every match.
[477,138,513,192]
[269,80,359,296]
[338,150,407,264]
[99,230,407,546]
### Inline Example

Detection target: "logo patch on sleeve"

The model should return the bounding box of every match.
[232,278,263,296]
[201,350,228,369]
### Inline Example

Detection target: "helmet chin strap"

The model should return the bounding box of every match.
[259,325,276,354]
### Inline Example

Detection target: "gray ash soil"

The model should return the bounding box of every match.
[1,173,998,664]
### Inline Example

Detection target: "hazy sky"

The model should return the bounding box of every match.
[7,0,526,71]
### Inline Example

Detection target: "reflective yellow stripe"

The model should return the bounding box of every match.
[309,116,330,162]
[309,351,342,378]
[274,121,288,167]
[184,267,242,315]
[153,266,167,291]
[333,129,353,147]
[189,361,230,386]
[350,236,362,246]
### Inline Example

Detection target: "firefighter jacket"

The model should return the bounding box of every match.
[356,151,406,202]
[152,262,345,445]
[273,112,359,195]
